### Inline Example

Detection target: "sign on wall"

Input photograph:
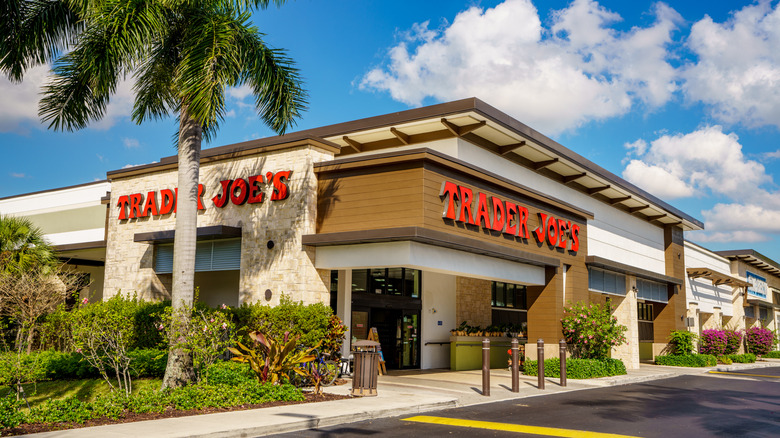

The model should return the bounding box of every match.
[746,271,768,299]
[116,171,291,221]
[439,180,581,253]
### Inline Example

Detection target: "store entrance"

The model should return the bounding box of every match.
[351,307,420,369]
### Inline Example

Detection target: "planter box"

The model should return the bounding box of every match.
[449,335,526,371]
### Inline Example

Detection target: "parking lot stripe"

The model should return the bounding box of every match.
[708,371,780,379]
[402,415,640,437]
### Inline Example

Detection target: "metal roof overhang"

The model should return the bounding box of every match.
[586,255,683,286]
[134,225,242,243]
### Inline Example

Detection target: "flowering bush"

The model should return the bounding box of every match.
[723,330,743,354]
[561,302,627,359]
[699,329,727,355]
[745,326,777,355]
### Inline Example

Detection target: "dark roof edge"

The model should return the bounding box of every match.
[0,180,108,202]
[715,249,780,272]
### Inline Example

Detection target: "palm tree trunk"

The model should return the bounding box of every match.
[161,103,201,388]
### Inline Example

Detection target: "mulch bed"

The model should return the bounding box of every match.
[2,391,350,436]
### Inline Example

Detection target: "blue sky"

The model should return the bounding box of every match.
[1,0,779,261]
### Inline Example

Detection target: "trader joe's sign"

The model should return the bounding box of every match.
[116,171,291,220]
[440,181,581,253]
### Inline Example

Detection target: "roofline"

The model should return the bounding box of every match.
[0,180,108,202]
[715,249,780,272]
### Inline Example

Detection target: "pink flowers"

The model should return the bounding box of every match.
[81,297,89,305]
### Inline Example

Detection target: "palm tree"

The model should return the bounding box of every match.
[1,0,306,388]
[0,215,56,276]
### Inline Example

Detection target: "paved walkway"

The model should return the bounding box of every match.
[21,359,780,438]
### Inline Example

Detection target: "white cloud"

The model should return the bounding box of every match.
[122,137,140,148]
[360,0,681,135]
[9,173,26,178]
[763,150,780,160]
[0,64,134,133]
[681,1,780,129]
[623,125,780,241]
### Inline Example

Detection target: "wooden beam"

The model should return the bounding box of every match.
[440,118,486,136]
[628,205,650,213]
[390,127,410,145]
[342,136,363,153]
[609,196,631,205]
[587,185,611,195]
[532,158,558,170]
[562,173,587,184]
[646,214,667,221]
[498,141,526,155]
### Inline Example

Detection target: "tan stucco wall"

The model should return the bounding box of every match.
[103,145,334,306]
[455,276,492,328]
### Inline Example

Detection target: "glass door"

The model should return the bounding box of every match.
[399,311,420,368]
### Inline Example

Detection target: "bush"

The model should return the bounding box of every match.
[724,330,743,354]
[725,353,756,363]
[203,361,254,386]
[561,302,627,359]
[132,300,169,350]
[0,397,24,428]
[699,329,727,356]
[718,356,732,365]
[240,295,346,357]
[523,357,626,379]
[655,354,716,367]
[127,349,167,378]
[745,327,776,356]
[667,330,697,355]
[763,351,780,359]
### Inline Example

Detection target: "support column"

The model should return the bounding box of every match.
[337,269,352,358]
[610,276,639,369]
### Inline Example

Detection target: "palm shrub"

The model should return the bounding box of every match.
[561,302,627,359]
[228,331,316,385]
[2,0,306,389]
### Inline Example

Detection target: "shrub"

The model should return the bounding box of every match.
[0,397,24,428]
[763,351,780,359]
[725,353,756,363]
[229,331,316,385]
[724,330,743,354]
[667,330,697,355]
[655,354,716,367]
[718,356,732,365]
[745,326,776,356]
[561,302,627,359]
[523,357,626,379]
[241,295,346,357]
[132,300,169,350]
[128,349,167,378]
[203,361,254,386]
[699,329,727,356]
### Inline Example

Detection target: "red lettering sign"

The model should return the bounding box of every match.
[439,181,581,253]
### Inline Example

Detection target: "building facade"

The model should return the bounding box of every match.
[2,98,716,369]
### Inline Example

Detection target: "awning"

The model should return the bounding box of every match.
[134,225,242,243]
[686,267,751,288]
[585,255,683,286]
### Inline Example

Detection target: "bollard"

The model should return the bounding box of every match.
[482,338,490,396]
[511,338,519,392]
[559,339,567,387]
[537,339,545,390]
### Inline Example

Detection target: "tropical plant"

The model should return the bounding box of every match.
[0,215,56,276]
[228,331,316,385]
[561,302,627,359]
[667,330,697,356]
[1,0,306,388]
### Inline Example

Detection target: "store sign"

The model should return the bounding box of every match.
[116,171,291,220]
[439,181,580,252]
[746,271,768,299]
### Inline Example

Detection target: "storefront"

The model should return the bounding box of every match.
[1,98,709,369]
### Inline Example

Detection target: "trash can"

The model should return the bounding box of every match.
[351,340,380,397]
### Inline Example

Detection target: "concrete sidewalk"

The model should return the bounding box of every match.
[21,359,780,438]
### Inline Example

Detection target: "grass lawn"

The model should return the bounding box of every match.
[2,378,163,408]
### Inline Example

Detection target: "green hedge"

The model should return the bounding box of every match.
[0,349,168,385]
[763,351,780,359]
[21,382,303,425]
[203,361,255,386]
[724,353,756,363]
[523,357,627,379]
[655,354,716,367]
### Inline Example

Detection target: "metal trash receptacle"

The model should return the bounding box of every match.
[351,340,380,397]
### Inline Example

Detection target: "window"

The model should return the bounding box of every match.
[637,302,654,321]
[744,306,756,319]
[759,306,769,321]
[155,239,241,273]
[491,282,527,309]
[351,268,421,298]
[329,271,338,311]
[588,267,626,296]
[636,279,668,303]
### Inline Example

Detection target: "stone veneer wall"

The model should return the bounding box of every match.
[455,276,492,328]
[103,145,334,305]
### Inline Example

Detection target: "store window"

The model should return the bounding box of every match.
[588,267,626,296]
[759,306,769,321]
[329,271,338,311]
[154,239,241,273]
[351,268,421,298]
[636,279,668,303]
[744,306,756,319]
[491,281,527,329]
